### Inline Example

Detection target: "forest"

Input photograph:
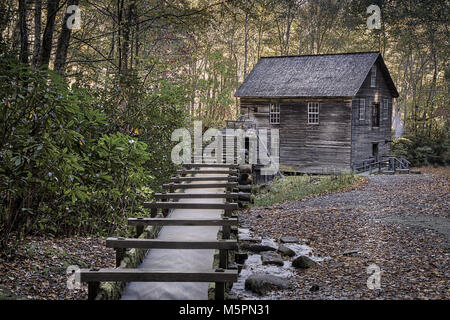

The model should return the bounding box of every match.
[0,0,448,253]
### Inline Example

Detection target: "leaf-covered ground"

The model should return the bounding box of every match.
[239,166,450,300]
[0,237,114,300]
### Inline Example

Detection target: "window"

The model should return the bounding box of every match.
[383,99,389,120]
[372,103,380,127]
[370,66,377,88]
[308,102,320,124]
[269,103,280,124]
[359,98,365,121]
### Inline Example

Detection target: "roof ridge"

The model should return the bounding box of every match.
[260,51,380,59]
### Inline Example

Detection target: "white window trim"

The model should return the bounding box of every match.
[269,103,280,124]
[359,98,365,121]
[308,102,320,125]
[370,66,377,88]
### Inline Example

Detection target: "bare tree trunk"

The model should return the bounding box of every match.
[32,0,42,68]
[19,0,29,64]
[38,0,60,68]
[54,0,79,76]
[243,0,249,77]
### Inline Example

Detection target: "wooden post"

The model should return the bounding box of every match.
[115,248,125,267]
[215,268,225,301]
[88,281,100,300]
[222,217,230,239]
[150,208,157,218]
[219,249,228,269]
[161,197,169,217]
[136,225,144,237]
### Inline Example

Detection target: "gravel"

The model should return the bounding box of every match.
[238,168,450,300]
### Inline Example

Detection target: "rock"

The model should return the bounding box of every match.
[277,245,295,257]
[279,236,298,243]
[239,235,262,243]
[235,252,248,264]
[245,274,291,295]
[240,243,277,253]
[261,252,284,266]
[342,249,360,256]
[292,255,316,269]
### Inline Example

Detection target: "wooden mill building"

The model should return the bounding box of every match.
[234,52,399,173]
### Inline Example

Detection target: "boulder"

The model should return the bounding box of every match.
[240,243,277,253]
[245,274,291,295]
[279,236,298,244]
[261,252,284,266]
[277,245,295,257]
[239,235,262,243]
[292,255,316,269]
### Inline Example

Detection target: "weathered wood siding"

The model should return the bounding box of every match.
[240,97,352,173]
[351,61,394,167]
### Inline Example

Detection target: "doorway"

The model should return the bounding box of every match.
[372,143,379,160]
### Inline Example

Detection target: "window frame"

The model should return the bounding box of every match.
[359,98,365,121]
[383,98,389,120]
[307,102,320,125]
[370,66,377,88]
[269,103,280,124]
[372,102,380,128]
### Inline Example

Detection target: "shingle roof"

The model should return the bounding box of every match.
[234,52,399,98]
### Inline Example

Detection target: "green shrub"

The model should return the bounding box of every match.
[0,47,153,251]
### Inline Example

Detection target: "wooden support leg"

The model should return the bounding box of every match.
[161,198,169,217]
[136,225,144,237]
[215,282,225,301]
[151,208,157,218]
[88,281,100,300]
[222,225,230,240]
[219,249,228,269]
[224,209,231,218]
[115,248,125,267]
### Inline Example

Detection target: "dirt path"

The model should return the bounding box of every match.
[239,167,450,299]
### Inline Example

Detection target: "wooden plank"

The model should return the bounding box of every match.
[105,238,238,250]
[177,169,238,175]
[128,217,238,227]
[171,176,238,182]
[143,202,238,210]
[163,182,238,189]
[153,193,239,200]
[182,163,238,168]
[79,269,238,283]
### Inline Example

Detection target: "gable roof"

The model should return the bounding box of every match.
[235,52,399,98]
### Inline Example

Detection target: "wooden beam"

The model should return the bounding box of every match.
[143,202,238,210]
[171,176,238,182]
[79,269,238,283]
[105,238,238,250]
[163,182,238,189]
[182,163,238,168]
[177,170,238,175]
[128,217,238,227]
[153,193,239,200]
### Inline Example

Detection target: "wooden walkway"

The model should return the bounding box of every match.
[78,164,247,300]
